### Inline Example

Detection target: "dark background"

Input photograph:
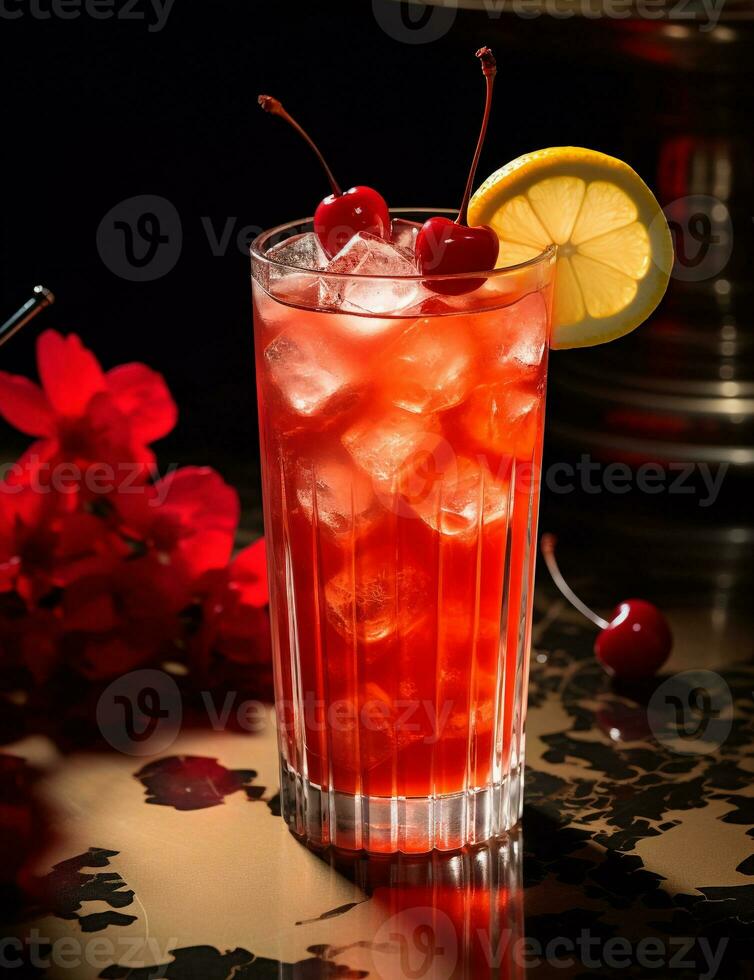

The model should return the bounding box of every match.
[0,1,632,471]
[2,0,752,602]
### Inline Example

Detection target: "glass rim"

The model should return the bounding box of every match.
[250,207,556,282]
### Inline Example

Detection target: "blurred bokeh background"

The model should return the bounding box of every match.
[2,0,752,653]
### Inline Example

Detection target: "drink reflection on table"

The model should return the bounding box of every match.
[305,832,524,980]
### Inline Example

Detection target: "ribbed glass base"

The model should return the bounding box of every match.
[279,757,525,854]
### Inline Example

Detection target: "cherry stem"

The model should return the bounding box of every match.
[456,47,497,227]
[540,534,610,630]
[258,94,342,198]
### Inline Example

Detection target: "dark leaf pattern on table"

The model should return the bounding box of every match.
[520,599,754,974]
[99,944,368,979]
[37,848,136,931]
[134,756,264,811]
[4,594,753,979]
[295,901,369,926]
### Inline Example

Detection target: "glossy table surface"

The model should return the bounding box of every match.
[4,572,753,980]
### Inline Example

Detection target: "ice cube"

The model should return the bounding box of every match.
[384,316,476,414]
[390,218,422,253]
[320,232,421,315]
[264,330,359,417]
[478,292,547,372]
[329,680,427,772]
[295,453,377,534]
[410,455,510,537]
[342,408,441,484]
[261,273,324,321]
[267,232,329,272]
[328,311,404,343]
[325,563,429,644]
[459,383,541,460]
[328,232,418,276]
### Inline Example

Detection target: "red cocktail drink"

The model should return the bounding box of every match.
[252,213,555,852]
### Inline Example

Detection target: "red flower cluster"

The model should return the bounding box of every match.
[0,331,270,686]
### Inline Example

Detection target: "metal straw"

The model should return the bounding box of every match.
[0,285,55,348]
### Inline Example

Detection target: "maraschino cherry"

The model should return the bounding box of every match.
[540,534,673,680]
[416,47,500,294]
[258,94,390,258]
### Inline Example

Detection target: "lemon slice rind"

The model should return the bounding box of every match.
[469,147,673,350]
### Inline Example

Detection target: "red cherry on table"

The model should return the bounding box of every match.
[259,95,390,259]
[595,599,673,681]
[314,185,390,258]
[541,535,673,681]
[416,216,499,294]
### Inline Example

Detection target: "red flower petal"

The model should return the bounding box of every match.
[216,607,272,664]
[179,530,238,579]
[151,467,239,575]
[76,634,154,680]
[22,632,60,683]
[112,467,239,577]
[0,373,54,436]
[0,556,21,591]
[82,392,156,478]
[106,363,177,444]
[156,467,239,539]
[2,438,59,488]
[229,538,269,607]
[63,592,118,632]
[37,331,106,417]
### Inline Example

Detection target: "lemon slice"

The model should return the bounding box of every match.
[468,147,673,349]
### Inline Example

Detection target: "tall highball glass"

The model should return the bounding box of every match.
[251,210,556,853]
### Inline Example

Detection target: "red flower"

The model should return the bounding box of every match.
[0,484,115,601]
[0,331,176,493]
[58,471,243,680]
[0,604,61,683]
[0,329,272,691]
[0,485,60,599]
[190,538,270,678]
[62,556,188,679]
[0,486,109,682]
[112,467,240,579]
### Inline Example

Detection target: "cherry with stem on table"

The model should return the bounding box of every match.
[540,533,673,681]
